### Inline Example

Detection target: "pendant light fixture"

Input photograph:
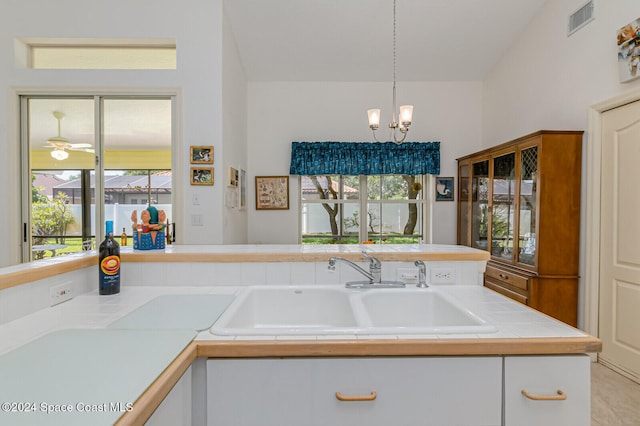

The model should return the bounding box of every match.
[367,0,413,144]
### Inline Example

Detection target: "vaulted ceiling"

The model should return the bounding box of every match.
[224,0,547,81]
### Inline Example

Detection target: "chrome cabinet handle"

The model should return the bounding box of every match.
[335,391,377,402]
[521,389,567,401]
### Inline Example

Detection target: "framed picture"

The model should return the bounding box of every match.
[228,167,239,187]
[190,146,214,164]
[255,176,289,210]
[191,167,214,185]
[436,176,454,202]
[617,18,640,83]
[239,169,247,210]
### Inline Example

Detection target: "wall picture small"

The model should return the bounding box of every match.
[190,146,214,164]
[436,177,454,202]
[228,167,239,187]
[191,167,214,185]
[617,18,640,83]
[255,176,289,210]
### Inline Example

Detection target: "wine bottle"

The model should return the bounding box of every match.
[99,220,121,295]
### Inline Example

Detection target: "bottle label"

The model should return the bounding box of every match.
[100,255,120,276]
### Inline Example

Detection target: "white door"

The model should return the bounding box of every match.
[599,100,640,382]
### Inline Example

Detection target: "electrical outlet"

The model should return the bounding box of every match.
[430,268,456,284]
[397,268,419,285]
[191,214,203,226]
[50,282,74,306]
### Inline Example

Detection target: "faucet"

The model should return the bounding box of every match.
[328,251,404,289]
[414,260,429,288]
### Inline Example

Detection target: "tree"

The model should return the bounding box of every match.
[309,176,339,236]
[402,175,421,235]
[32,192,75,258]
[31,174,47,203]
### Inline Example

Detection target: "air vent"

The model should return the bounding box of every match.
[568,0,595,36]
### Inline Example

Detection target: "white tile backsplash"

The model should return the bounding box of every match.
[0,260,485,325]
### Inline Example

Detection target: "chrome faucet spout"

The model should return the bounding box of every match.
[328,257,375,283]
[328,251,404,289]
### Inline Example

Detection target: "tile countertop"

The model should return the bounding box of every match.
[0,285,600,357]
[0,285,601,425]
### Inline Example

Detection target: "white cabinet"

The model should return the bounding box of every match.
[145,365,193,426]
[504,355,590,426]
[206,357,502,426]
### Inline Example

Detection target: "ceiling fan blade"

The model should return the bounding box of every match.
[68,147,94,153]
[68,143,92,149]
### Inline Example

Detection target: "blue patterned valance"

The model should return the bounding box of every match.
[289,141,440,176]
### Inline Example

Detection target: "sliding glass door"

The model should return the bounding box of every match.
[22,96,173,261]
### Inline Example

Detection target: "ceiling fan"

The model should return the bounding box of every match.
[44,111,93,160]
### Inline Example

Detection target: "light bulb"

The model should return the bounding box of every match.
[51,148,69,160]
[399,105,413,126]
[367,109,381,130]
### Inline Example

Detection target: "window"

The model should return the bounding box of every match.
[18,38,176,70]
[300,174,426,244]
[23,96,173,261]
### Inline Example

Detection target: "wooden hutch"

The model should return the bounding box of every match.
[456,130,583,326]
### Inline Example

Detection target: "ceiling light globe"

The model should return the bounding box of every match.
[51,148,69,161]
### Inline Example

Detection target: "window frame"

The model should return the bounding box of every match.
[299,174,432,244]
[19,93,176,262]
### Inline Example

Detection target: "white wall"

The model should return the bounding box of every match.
[246,81,483,244]
[221,4,249,244]
[482,0,640,328]
[0,0,236,266]
[483,0,640,144]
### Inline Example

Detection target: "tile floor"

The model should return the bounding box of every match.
[592,362,640,425]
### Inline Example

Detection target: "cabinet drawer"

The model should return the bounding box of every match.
[485,265,529,290]
[485,279,528,305]
[504,355,590,426]
[207,357,502,426]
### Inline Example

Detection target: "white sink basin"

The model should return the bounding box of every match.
[210,286,359,335]
[357,289,496,334]
[210,285,496,336]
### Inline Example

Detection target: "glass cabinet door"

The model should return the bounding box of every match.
[471,160,489,251]
[518,146,538,266]
[458,164,470,246]
[492,153,515,260]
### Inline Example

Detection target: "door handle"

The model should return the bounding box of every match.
[335,391,377,402]
[521,389,567,401]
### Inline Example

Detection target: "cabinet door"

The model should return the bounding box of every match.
[504,355,590,426]
[472,160,490,251]
[458,163,470,246]
[491,152,516,260]
[207,357,502,426]
[517,145,538,267]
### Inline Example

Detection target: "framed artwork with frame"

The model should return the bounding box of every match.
[255,176,289,210]
[436,176,454,202]
[191,167,214,185]
[190,146,214,164]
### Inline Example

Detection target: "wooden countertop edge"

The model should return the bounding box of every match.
[0,256,96,291]
[118,335,601,424]
[116,341,198,426]
[194,336,602,357]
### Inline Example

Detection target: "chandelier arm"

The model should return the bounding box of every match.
[392,127,408,144]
